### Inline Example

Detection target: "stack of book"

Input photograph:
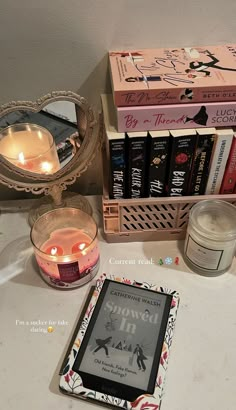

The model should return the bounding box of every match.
[102,44,236,199]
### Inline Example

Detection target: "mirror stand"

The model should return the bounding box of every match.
[27,190,93,227]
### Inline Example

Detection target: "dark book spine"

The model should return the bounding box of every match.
[109,139,126,199]
[57,140,73,162]
[127,136,147,198]
[188,133,215,195]
[148,135,170,197]
[166,133,197,196]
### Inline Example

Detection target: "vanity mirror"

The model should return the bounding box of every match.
[0,91,103,225]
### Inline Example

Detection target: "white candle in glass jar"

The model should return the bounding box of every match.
[184,200,236,276]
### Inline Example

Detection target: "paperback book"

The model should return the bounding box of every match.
[205,128,234,194]
[220,133,236,194]
[109,44,236,106]
[115,100,236,132]
[127,131,148,198]
[188,128,216,195]
[166,129,197,196]
[101,94,127,199]
[148,130,170,196]
[59,274,180,410]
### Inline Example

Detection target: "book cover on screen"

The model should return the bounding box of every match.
[109,45,236,106]
[127,131,148,198]
[188,128,216,195]
[205,128,234,194]
[115,100,236,132]
[220,134,236,194]
[148,130,170,197]
[166,129,197,196]
[101,94,127,199]
[59,274,179,410]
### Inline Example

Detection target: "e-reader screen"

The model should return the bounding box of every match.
[72,279,172,400]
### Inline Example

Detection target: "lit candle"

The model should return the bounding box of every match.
[40,161,54,174]
[16,152,35,171]
[0,123,60,174]
[184,200,236,276]
[31,209,100,289]
[44,245,64,256]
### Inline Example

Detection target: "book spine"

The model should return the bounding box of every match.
[109,138,126,199]
[113,85,236,107]
[188,133,216,195]
[148,134,170,197]
[220,135,236,194]
[116,102,236,132]
[166,133,197,196]
[127,136,147,198]
[56,140,73,162]
[205,131,234,195]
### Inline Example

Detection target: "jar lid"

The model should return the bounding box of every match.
[190,200,236,241]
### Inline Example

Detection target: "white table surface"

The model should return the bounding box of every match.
[0,196,235,410]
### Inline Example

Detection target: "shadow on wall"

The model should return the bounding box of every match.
[74,53,112,196]
[78,53,112,110]
[0,54,111,201]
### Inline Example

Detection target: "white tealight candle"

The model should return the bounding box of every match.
[184,200,236,276]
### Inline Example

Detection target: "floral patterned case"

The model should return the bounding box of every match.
[59,273,180,409]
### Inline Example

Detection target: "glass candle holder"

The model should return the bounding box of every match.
[30,208,100,289]
[0,123,60,174]
[184,200,236,276]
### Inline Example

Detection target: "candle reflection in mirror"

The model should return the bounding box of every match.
[0,123,60,174]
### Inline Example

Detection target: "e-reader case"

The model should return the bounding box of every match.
[59,274,179,409]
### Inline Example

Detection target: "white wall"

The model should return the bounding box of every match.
[0,0,235,199]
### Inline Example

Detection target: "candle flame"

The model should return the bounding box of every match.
[41,161,53,173]
[51,247,58,256]
[18,152,25,164]
[78,243,86,250]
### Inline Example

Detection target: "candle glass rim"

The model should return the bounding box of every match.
[30,207,98,261]
[0,123,56,161]
[189,199,236,241]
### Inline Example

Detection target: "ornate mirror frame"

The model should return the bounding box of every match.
[0,91,103,208]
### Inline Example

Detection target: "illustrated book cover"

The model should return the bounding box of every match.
[59,274,180,410]
[109,44,236,106]
[147,130,170,197]
[166,129,197,196]
[205,128,234,194]
[126,131,148,198]
[115,100,236,132]
[101,94,127,199]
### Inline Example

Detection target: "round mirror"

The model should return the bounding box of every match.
[0,91,103,224]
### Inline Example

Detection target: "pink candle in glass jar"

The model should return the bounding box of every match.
[31,209,100,289]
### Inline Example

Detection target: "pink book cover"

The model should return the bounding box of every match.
[116,101,236,132]
[109,45,236,106]
[220,135,236,194]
